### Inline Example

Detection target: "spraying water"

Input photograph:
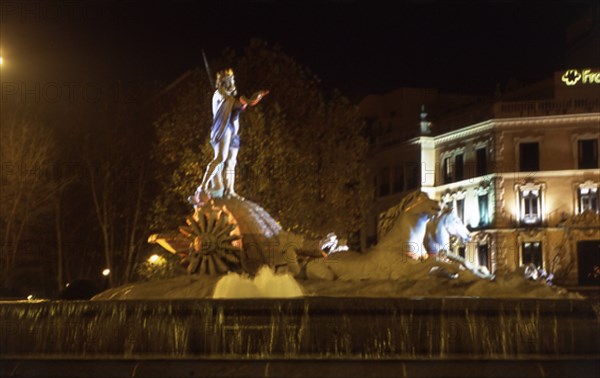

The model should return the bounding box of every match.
[213,266,304,298]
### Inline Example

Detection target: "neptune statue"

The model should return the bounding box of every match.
[191,68,268,205]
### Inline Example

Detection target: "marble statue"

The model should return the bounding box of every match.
[191,68,268,205]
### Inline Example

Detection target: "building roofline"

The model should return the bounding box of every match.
[409,113,600,146]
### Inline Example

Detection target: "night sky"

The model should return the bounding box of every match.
[0,0,595,98]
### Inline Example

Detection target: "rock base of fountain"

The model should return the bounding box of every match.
[93,261,578,300]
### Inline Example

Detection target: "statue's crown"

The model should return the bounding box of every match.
[215,68,234,89]
[217,68,234,80]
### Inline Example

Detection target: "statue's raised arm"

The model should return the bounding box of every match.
[240,90,269,107]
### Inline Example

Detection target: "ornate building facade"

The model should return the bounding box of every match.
[361,69,600,286]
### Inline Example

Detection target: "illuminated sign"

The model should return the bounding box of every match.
[561,69,600,86]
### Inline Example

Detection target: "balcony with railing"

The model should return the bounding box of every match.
[436,98,600,133]
[366,97,600,150]
[493,98,600,118]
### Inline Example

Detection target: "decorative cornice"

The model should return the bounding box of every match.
[493,113,600,129]
[433,120,494,145]
[415,136,435,148]
[431,113,600,146]
[499,168,600,180]
[428,169,598,196]
[433,174,496,193]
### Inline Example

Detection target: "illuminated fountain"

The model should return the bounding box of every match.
[1,191,598,377]
[93,192,574,300]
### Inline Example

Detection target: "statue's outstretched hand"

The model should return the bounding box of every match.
[240,90,269,106]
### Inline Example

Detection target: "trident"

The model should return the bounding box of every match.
[202,49,215,89]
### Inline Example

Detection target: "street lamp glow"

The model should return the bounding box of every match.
[0,56,3,65]
[102,268,111,276]
[147,254,166,266]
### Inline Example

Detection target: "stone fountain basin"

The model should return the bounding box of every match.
[1,297,598,360]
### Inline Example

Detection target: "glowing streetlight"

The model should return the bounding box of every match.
[0,56,3,65]
[102,268,111,276]
[147,254,166,266]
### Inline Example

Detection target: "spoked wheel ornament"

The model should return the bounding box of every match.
[179,203,243,275]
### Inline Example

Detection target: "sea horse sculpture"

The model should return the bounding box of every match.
[423,205,493,279]
[305,191,441,281]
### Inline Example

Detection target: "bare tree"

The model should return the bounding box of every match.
[81,102,150,287]
[0,115,56,289]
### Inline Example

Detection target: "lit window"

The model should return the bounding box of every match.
[579,187,599,213]
[477,245,490,270]
[521,189,541,225]
[521,242,543,269]
[478,193,489,227]
[442,191,467,224]
[456,198,465,223]
[516,182,544,226]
